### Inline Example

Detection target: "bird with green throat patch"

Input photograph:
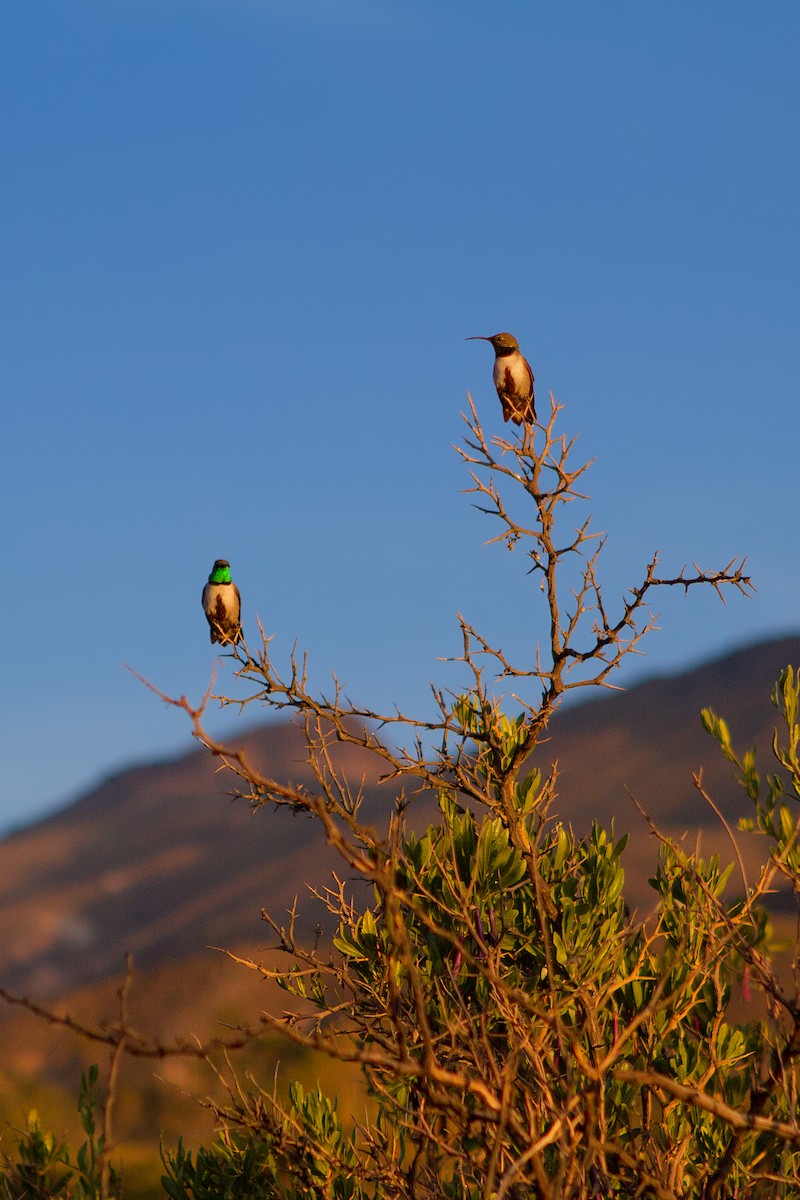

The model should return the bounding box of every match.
[202,559,242,646]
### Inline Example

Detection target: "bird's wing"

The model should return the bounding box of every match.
[525,357,536,418]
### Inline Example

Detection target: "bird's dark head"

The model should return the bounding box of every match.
[466,332,520,354]
[488,332,519,352]
[209,559,232,584]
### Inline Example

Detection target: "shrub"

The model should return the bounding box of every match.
[158,399,798,1198]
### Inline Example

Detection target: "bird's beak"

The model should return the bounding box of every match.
[465,336,489,341]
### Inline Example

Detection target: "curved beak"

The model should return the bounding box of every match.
[465,336,489,341]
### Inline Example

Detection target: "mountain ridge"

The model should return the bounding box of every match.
[1,634,799,1002]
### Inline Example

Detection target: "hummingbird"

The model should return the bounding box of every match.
[466,331,535,426]
[202,559,242,646]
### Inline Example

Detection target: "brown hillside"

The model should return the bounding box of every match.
[537,634,800,911]
[1,634,798,1002]
[0,720,397,998]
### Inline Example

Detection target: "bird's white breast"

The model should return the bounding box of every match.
[493,352,530,394]
[203,581,237,617]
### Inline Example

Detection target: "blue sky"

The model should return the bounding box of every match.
[1,2,798,830]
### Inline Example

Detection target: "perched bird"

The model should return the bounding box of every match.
[202,559,242,646]
[466,331,536,425]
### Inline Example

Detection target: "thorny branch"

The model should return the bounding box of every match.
[195,393,752,813]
